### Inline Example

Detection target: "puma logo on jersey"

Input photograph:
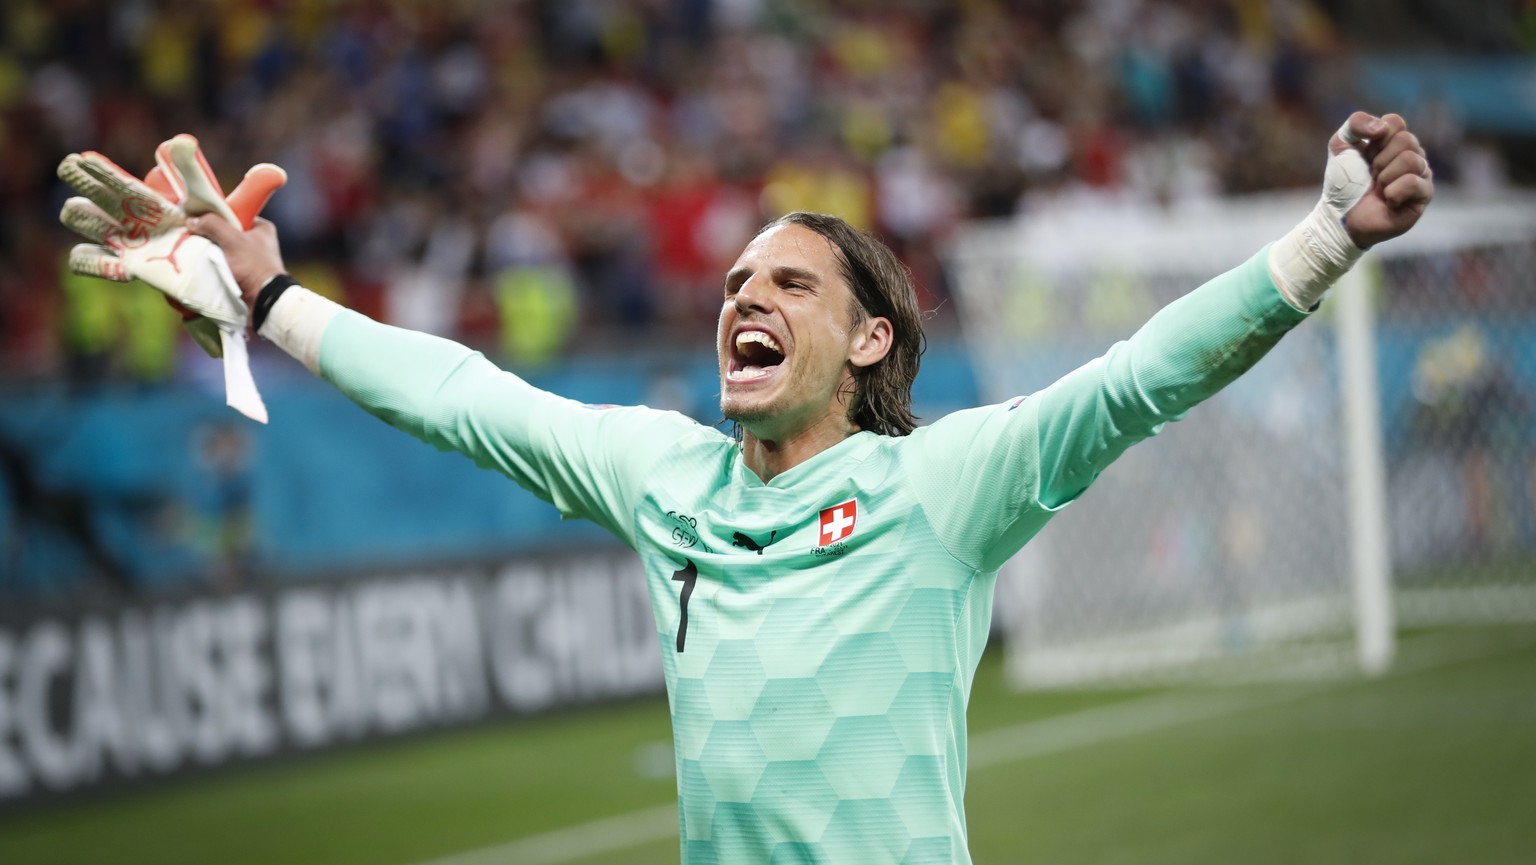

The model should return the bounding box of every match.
[731,530,776,555]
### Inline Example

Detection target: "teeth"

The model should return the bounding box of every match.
[735,330,783,354]
[727,366,772,382]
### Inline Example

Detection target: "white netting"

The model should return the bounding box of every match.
[949,193,1536,688]
[1376,227,1536,627]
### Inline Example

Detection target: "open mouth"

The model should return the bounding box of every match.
[727,329,787,383]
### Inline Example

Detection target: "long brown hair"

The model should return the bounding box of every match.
[761,212,926,436]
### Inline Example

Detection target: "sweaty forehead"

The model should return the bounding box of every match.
[737,224,843,274]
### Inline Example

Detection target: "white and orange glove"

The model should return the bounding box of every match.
[150,135,288,357]
[57,136,286,422]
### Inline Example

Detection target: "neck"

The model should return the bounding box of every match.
[740,415,860,482]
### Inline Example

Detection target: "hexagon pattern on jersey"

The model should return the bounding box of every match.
[662,537,967,864]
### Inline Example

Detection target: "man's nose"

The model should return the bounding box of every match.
[734,274,773,314]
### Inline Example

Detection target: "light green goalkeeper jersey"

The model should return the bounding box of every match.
[313,247,1309,863]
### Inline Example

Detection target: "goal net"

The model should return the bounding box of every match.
[948,192,1536,688]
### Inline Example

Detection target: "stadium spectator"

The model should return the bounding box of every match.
[5,0,1474,382]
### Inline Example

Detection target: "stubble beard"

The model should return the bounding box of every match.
[721,390,779,431]
[722,368,844,442]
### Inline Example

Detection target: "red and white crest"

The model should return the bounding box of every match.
[818,499,859,545]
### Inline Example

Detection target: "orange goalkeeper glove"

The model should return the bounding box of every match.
[57,137,286,422]
[148,135,288,357]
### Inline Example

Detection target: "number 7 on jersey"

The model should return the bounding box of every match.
[671,560,698,652]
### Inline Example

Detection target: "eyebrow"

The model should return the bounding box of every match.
[724,265,824,293]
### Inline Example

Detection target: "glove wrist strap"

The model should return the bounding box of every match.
[252,274,298,333]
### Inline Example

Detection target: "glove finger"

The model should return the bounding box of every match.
[226,163,288,230]
[78,152,178,228]
[144,165,177,198]
[60,196,123,245]
[153,137,189,201]
[78,151,158,200]
[182,314,225,358]
[68,243,132,282]
[166,134,241,225]
[57,154,122,213]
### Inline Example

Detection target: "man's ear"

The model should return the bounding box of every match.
[849,316,894,369]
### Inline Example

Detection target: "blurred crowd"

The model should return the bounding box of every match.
[0,0,1496,383]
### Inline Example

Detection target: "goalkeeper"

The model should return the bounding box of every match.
[61,112,1431,863]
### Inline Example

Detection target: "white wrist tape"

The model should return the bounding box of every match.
[1268,122,1371,310]
[258,286,342,374]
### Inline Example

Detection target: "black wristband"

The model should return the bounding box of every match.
[251,274,298,334]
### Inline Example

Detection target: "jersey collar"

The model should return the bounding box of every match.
[732,430,881,490]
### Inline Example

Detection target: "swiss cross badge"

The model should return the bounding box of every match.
[818,499,859,546]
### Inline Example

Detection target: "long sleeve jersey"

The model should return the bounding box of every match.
[297,246,1309,863]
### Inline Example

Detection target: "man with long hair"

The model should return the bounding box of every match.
[59,111,1431,863]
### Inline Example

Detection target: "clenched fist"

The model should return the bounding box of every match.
[1335,111,1434,249]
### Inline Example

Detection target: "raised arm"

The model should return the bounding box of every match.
[1035,111,1433,507]
[908,111,1432,572]
[185,214,682,544]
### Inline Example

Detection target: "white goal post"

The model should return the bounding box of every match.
[948,192,1536,688]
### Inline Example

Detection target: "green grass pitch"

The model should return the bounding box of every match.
[2,625,1533,865]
